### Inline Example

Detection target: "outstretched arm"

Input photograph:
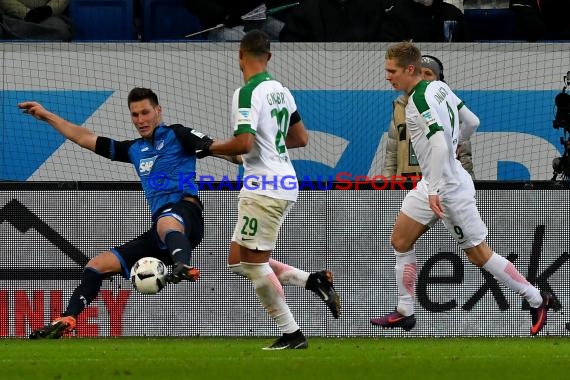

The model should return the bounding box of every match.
[212,154,243,165]
[18,101,98,152]
[208,133,255,156]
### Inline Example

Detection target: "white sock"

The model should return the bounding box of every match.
[395,248,416,316]
[483,252,543,308]
[241,262,299,333]
[231,261,310,288]
[269,259,310,287]
[228,263,245,278]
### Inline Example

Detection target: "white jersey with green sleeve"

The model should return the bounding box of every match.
[405,80,468,194]
[232,72,299,201]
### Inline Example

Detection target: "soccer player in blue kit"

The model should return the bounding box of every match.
[20,88,215,338]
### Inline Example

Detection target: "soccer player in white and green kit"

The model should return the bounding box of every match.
[202,30,340,349]
[370,41,560,335]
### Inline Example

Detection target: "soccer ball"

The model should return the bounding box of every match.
[130,257,167,294]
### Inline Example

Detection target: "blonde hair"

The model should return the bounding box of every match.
[386,42,422,75]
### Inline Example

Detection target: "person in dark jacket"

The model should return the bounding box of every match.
[185,0,294,41]
[279,0,387,42]
[510,0,570,41]
[379,0,469,42]
[0,0,71,40]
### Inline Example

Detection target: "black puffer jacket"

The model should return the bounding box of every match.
[510,0,570,41]
[379,0,469,42]
[279,0,387,42]
[185,0,293,29]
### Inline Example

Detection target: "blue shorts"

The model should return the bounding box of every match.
[111,198,204,278]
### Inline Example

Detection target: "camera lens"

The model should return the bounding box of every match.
[552,157,562,171]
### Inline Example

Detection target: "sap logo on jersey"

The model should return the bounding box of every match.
[139,156,158,175]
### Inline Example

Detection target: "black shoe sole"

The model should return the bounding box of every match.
[29,322,67,339]
[263,340,309,350]
[326,293,341,319]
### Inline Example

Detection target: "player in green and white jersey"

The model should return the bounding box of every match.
[202,30,340,349]
[370,41,559,335]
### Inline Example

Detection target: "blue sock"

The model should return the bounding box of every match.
[64,267,103,317]
[164,230,193,265]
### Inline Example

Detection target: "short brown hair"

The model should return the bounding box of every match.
[240,29,271,57]
[128,88,159,107]
[386,42,422,74]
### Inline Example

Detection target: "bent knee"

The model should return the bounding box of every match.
[86,251,122,274]
[463,242,492,267]
[391,234,414,253]
[465,253,487,267]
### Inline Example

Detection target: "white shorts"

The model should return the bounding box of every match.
[232,193,294,251]
[401,178,488,249]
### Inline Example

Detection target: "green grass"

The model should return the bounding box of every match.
[1,337,569,380]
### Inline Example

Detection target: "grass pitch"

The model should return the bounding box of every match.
[1,337,569,380]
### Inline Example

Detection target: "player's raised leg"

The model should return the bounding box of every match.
[465,242,560,335]
[229,244,341,319]
[269,259,341,319]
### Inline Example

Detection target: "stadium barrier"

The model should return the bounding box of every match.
[1,181,568,337]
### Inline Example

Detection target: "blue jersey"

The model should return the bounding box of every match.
[95,124,212,220]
